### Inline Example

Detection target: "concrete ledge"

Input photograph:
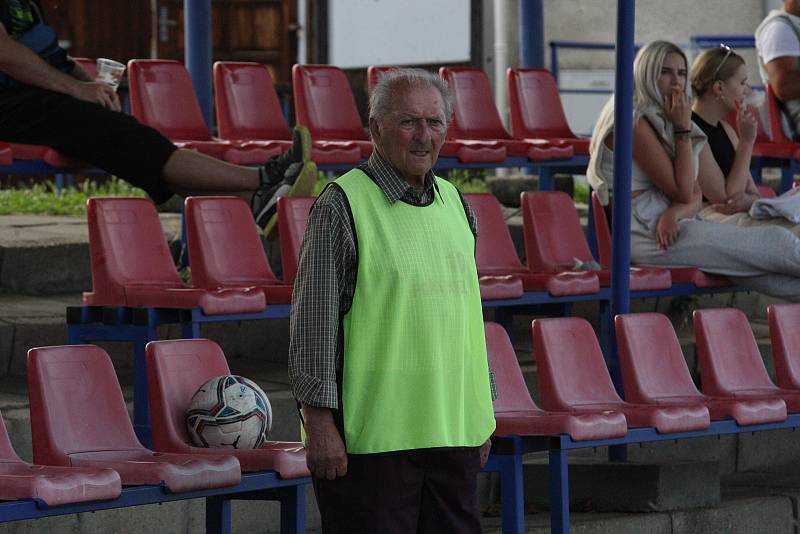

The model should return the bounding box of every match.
[523,458,720,512]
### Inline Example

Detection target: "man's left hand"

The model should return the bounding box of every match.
[479,439,491,468]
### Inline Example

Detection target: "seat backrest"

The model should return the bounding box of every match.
[507,68,576,139]
[292,64,369,141]
[146,339,232,451]
[277,196,317,285]
[73,57,98,79]
[532,317,622,410]
[0,412,21,462]
[615,313,702,402]
[766,84,793,144]
[213,61,292,142]
[767,303,800,389]
[591,191,612,268]
[367,65,395,96]
[439,67,511,141]
[128,59,211,141]
[756,183,777,199]
[27,345,141,465]
[462,193,525,272]
[521,191,594,271]
[693,308,777,396]
[484,322,537,413]
[185,196,280,289]
[86,198,185,303]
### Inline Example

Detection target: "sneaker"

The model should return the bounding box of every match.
[254,160,320,237]
[259,124,312,187]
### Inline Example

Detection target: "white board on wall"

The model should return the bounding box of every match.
[328,0,471,68]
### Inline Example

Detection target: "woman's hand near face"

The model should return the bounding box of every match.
[736,105,757,145]
[664,89,691,130]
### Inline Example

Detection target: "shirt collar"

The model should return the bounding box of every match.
[366,150,436,204]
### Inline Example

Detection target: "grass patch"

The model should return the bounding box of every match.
[573,181,589,204]
[0,177,146,216]
[444,169,490,193]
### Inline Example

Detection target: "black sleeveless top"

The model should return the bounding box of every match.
[691,111,735,177]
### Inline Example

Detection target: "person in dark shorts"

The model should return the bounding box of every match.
[0,0,316,227]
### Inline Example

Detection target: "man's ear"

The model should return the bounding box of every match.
[368,117,380,145]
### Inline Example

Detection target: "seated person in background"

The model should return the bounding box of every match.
[756,0,800,138]
[588,40,800,301]
[690,46,800,236]
[0,0,315,228]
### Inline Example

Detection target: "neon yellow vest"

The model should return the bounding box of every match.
[336,169,495,454]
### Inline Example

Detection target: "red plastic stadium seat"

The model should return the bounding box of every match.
[146,339,309,478]
[590,192,732,289]
[0,142,11,166]
[83,197,265,313]
[532,317,710,433]
[694,308,800,411]
[28,345,241,492]
[7,143,85,168]
[277,196,317,286]
[479,275,524,300]
[464,192,600,296]
[0,410,121,506]
[366,65,395,95]
[522,191,672,291]
[485,322,627,440]
[292,64,373,158]
[185,196,293,304]
[756,183,776,198]
[507,68,590,156]
[616,313,786,425]
[439,67,573,162]
[214,61,361,165]
[768,304,800,390]
[128,59,280,164]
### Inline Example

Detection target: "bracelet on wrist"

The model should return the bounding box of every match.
[673,128,691,136]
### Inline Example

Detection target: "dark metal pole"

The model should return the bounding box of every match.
[609,0,635,463]
[185,0,213,128]
[520,0,545,68]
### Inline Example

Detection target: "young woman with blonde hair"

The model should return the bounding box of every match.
[588,40,800,300]
[690,46,800,235]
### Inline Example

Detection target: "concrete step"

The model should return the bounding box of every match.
[0,214,182,295]
[482,490,798,534]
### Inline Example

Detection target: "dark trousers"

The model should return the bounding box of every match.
[312,447,483,534]
[0,87,177,203]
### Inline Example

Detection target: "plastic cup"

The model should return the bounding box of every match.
[95,58,126,91]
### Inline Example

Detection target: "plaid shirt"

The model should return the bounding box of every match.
[288,151,497,409]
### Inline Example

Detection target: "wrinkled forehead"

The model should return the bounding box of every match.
[385,85,446,117]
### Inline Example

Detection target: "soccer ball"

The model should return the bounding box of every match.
[185,375,272,449]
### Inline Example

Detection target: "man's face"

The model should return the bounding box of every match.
[370,86,447,187]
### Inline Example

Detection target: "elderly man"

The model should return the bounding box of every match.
[756,0,800,137]
[288,68,496,533]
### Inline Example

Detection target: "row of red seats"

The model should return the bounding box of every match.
[124,59,584,168]
[488,304,800,533]
[0,339,306,525]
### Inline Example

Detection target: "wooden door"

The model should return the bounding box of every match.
[152,0,296,83]
[41,0,152,64]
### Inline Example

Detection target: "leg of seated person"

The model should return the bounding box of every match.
[161,148,259,193]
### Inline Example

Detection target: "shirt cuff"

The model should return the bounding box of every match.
[290,373,339,410]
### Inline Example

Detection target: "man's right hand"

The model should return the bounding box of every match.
[69,81,121,112]
[302,404,348,480]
